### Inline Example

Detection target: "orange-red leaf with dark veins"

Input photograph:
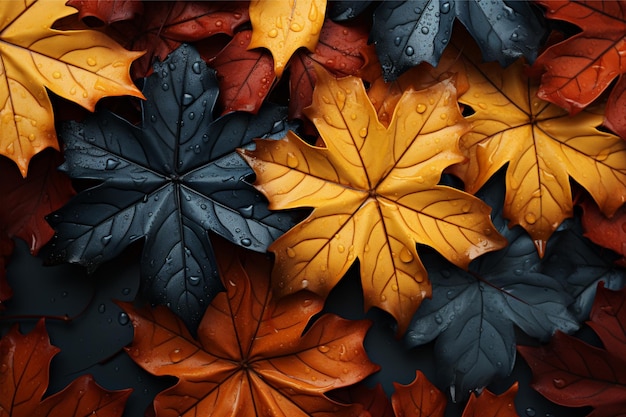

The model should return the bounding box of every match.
[67,0,143,24]
[580,196,626,265]
[391,371,446,417]
[331,383,394,417]
[605,75,626,138]
[289,19,374,121]
[461,383,520,417]
[0,151,75,255]
[533,1,626,115]
[106,1,249,79]
[0,320,131,417]
[518,284,626,417]
[121,240,378,417]
[211,30,275,115]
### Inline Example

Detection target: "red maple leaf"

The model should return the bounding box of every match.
[67,0,144,25]
[519,283,626,417]
[0,320,131,417]
[533,1,626,137]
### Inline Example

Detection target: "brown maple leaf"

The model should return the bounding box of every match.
[0,0,144,176]
[239,68,506,335]
[518,283,626,417]
[248,0,327,77]
[0,320,131,417]
[449,38,626,256]
[67,0,144,25]
[120,239,378,417]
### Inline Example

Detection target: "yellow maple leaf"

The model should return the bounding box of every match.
[0,0,144,176]
[240,68,506,334]
[248,0,326,77]
[450,43,626,256]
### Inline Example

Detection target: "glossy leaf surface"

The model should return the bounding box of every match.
[371,0,545,81]
[240,69,506,335]
[450,40,626,255]
[0,0,143,175]
[0,320,130,417]
[106,1,249,79]
[248,0,327,77]
[580,197,626,265]
[519,284,626,417]
[46,45,297,329]
[67,0,143,24]
[405,176,579,397]
[533,1,626,126]
[391,371,447,417]
[461,383,520,417]
[121,241,378,417]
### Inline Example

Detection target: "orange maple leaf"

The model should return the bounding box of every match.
[449,40,626,256]
[0,0,143,176]
[248,0,327,77]
[239,68,506,335]
[121,240,378,417]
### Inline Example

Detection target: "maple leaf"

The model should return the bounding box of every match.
[248,0,327,77]
[391,371,447,417]
[370,0,546,81]
[533,0,626,137]
[45,44,299,329]
[449,37,626,256]
[0,319,131,417]
[105,1,249,79]
[0,0,144,176]
[331,384,394,417]
[67,0,144,25]
[120,239,378,417]
[460,382,520,417]
[405,175,579,398]
[518,283,626,417]
[240,68,506,335]
[579,196,626,265]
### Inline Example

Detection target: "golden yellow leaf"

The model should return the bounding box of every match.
[248,0,326,77]
[239,68,506,334]
[450,41,626,256]
[0,0,144,176]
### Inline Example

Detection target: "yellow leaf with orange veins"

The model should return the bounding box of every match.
[0,0,144,176]
[240,68,506,335]
[248,0,326,77]
[449,42,626,256]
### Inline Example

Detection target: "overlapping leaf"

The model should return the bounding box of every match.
[519,284,626,417]
[46,44,298,329]
[103,1,249,79]
[240,68,506,334]
[0,0,144,176]
[579,196,626,266]
[0,320,131,417]
[533,1,626,138]
[120,240,378,417]
[449,38,626,255]
[248,0,327,77]
[370,0,546,81]
[67,0,143,24]
[405,176,579,398]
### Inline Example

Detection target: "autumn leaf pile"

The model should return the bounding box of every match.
[3,1,626,416]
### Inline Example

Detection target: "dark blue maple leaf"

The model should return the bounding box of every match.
[45,44,298,329]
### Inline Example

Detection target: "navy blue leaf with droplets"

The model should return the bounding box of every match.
[45,44,298,330]
[404,174,579,400]
[370,0,546,81]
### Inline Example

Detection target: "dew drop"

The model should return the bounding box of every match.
[290,22,302,32]
[286,247,296,257]
[525,407,536,417]
[552,378,566,388]
[101,234,112,245]
[318,345,330,353]
[192,61,203,74]
[183,93,194,105]
[380,294,387,301]
[391,284,399,291]
[434,314,443,324]
[168,62,176,71]
[416,103,427,113]
[188,112,195,120]
[337,244,345,253]
[268,29,278,38]
[440,2,451,13]
[240,238,252,247]
[394,36,402,46]
[162,83,169,91]
[118,312,130,325]
[239,205,254,218]
[169,348,184,363]
[87,57,97,66]
[461,203,471,213]
[421,26,429,34]
[399,246,414,263]
[287,152,299,168]
[405,46,415,56]
[98,304,106,313]
[188,276,200,286]
[525,212,537,224]
[122,288,131,295]
[359,127,368,138]
[105,158,120,170]
[52,71,61,79]
[510,31,519,41]
[301,279,309,288]
[28,133,36,142]
[446,290,455,300]
[416,175,425,183]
